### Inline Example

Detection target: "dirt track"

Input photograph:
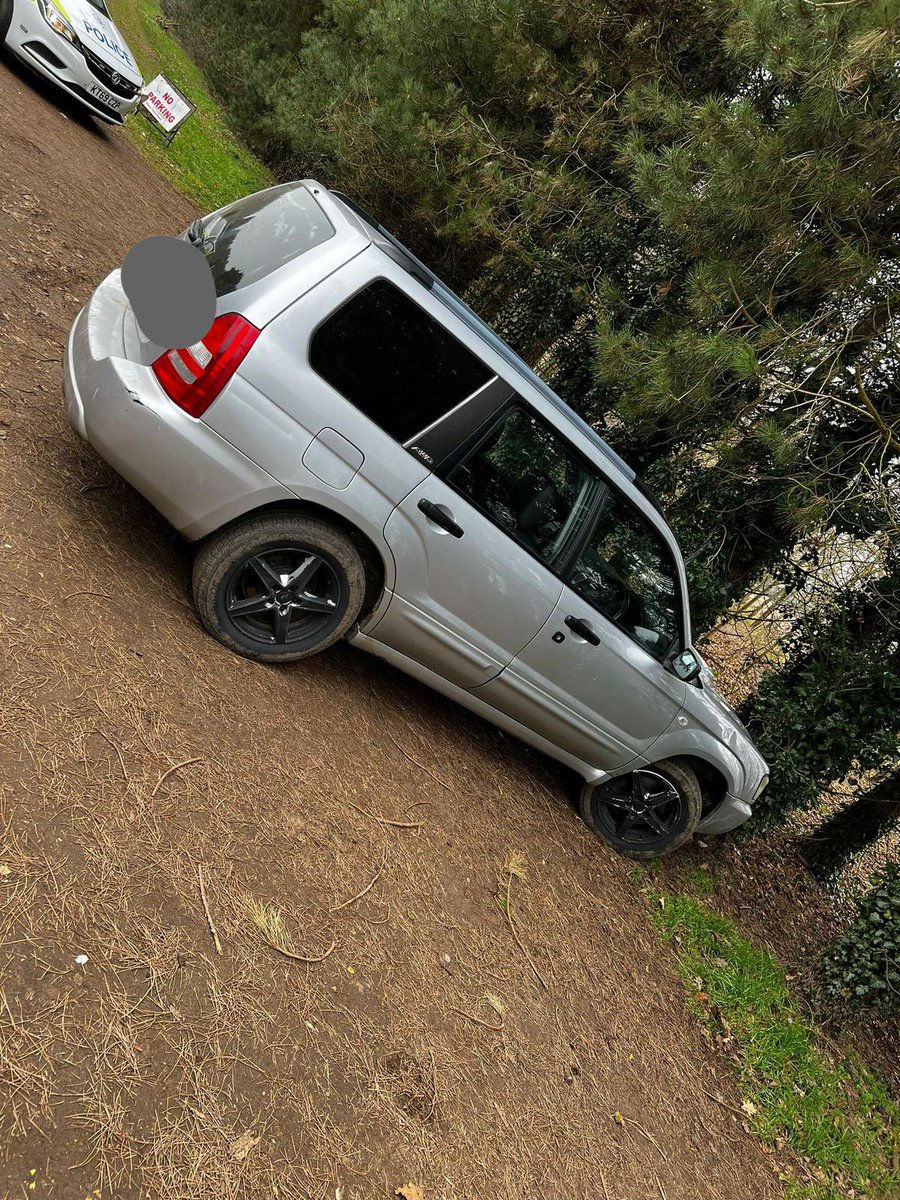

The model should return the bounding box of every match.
[0,57,787,1200]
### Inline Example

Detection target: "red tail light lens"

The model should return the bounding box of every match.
[151,313,260,418]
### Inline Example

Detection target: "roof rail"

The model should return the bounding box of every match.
[333,191,433,290]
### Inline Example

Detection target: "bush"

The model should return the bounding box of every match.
[823,866,900,1014]
[741,565,900,829]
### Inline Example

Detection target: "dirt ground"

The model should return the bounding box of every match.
[0,57,825,1200]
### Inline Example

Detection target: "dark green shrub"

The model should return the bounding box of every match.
[741,565,900,829]
[823,867,900,1013]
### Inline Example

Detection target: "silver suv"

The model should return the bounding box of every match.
[63,181,769,857]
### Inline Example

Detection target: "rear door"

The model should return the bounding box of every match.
[374,402,602,690]
[475,481,686,769]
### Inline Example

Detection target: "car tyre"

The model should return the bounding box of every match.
[193,511,367,663]
[579,758,702,859]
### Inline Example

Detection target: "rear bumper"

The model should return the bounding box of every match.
[696,794,752,835]
[63,271,293,539]
[5,7,141,124]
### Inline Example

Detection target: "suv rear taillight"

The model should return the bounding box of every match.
[151,313,260,418]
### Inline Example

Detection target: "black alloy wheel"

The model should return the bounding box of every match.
[579,759,701,858]
[193,512,368,663]
[224,545,343,648]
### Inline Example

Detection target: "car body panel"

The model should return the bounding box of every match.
[474,587,686,771]
[376,473,564,690]
[64,272,295,538]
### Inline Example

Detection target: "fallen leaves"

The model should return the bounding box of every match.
[395,1184,426,1200]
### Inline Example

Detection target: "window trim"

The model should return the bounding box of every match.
[404,375,513,468]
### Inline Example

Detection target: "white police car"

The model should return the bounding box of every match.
[1,0,143,124]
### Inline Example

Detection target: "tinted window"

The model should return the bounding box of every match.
[447,406,597,568]
[193,185,334,297]
[569,490,679,658]
[310,280,493,443]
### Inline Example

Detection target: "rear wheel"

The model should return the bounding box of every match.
[192,512,366,663]
[579,759,701,859]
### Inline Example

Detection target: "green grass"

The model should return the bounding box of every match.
[108,0,272,212]
[652,891,899,1200]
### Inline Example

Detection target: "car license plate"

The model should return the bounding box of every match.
[88,83,121,109]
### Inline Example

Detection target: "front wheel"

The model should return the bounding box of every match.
[579,759,701,859]
[192,512,367,663]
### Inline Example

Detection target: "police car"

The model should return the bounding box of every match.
[1,0,143,124]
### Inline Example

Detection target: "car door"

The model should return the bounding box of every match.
[474,479,687,770]
[374,402,601,690]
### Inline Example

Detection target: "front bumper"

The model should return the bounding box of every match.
[63,270,293,539]
[5,5,141,124]
[696,794,752,835]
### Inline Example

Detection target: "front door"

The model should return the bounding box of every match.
[475,478,686,769]
[375,403,600,690]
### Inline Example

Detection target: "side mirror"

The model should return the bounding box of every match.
[670,647,702,683]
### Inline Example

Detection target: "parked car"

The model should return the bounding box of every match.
[63,180,769,856]
[1,0,143,125]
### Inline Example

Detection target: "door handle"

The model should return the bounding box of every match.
[417,498,464,539]
[564,615,601,646]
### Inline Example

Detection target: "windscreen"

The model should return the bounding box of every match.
[188,185,335,297]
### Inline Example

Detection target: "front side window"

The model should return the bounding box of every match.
[446,405,597,568]
[568,489,680,659]
[310,280,493,443]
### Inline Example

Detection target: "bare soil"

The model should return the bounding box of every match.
[0,56,808,1200]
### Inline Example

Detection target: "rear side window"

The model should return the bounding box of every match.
[310,280,493,443]
[195,185,334,297]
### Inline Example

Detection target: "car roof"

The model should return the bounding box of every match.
[328,189,639,488]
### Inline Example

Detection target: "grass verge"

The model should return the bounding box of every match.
[651,889,899,1200]
[108,0,272,213]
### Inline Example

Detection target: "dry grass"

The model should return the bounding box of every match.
[0,489,787,1198]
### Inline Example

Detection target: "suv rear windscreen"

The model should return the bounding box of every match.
[187,185,335,297]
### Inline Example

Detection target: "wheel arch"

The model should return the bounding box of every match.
[659,754,730,820]
[201,497,390,621]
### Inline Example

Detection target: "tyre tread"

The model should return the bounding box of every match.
[579,758,702,859]
[192,511,366,663]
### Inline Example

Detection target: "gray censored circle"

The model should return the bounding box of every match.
[121,236,216,349]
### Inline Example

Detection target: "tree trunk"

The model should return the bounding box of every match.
[802,767,900,882]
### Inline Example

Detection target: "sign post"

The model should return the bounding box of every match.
[140,74,195,144]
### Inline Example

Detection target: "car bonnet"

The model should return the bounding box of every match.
[65,0,142,83]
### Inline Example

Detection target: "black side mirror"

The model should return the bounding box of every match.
[669,647,702,682]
